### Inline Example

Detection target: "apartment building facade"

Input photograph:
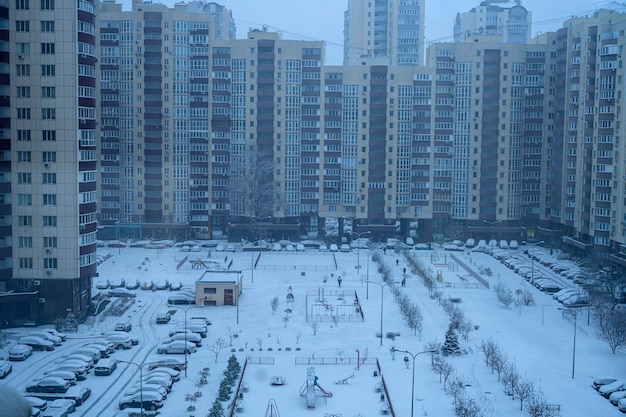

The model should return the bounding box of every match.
[343,0,425,66]
[0,0,99,326]
[454,1,532,44]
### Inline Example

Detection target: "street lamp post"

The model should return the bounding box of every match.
[559,304,585,379]
[482,220,501,253]
[116,359,151,417]
[350,231,371,272]
[366,281,387,346]
[169,305,205,378]
[391,348,436,417]
[527,241,544,282]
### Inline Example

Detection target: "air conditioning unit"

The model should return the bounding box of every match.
[33,280,41,286]
[45,248,51,253]
[44,162,50,168]
[45,270,52,275]
[38,298,46,304]
[18,54,24,60]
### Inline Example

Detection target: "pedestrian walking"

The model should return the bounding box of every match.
[401,277,406,287]
[396,259,399,266]
[337,276,342,287]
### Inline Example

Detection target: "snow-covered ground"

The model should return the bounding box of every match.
[1,243,625,417]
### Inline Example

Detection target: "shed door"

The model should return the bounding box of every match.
[224,289,233,306]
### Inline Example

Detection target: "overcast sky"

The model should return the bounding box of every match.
[121,0,623,64]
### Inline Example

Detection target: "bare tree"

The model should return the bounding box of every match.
[492,348,508,382]
[270,296,279,315]
[444,377,466,410]
[455,396,483,417]
[310,321,319,336]
[598,309,626,353]
[255,337,264,350]
[295,328,304,344]
[514,379,534,411]
[226,326,237,346]
[458,316,473,341]
[478,339,497,370]
[208,337,228,363]
[501,363,520,399]
[282,316,290,328]
[230,151,278,233]
[494,281,515,309]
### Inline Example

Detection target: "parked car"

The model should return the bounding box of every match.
[592,376,618,390]
[226,244,235,252]
[170,324,207,338]
[41,371,77,386]
[118,392,163,411]
[318,244,328,252]
[156,312,171,324]
[148,367,180,382]
[0,360,12,378]
[167,293,195,305]
[140,375,173,391]
[125,384,167,400]
[46,399,76,415]
[339,244,351,252]
[62,354,94,369]
[40,328,67,342]
[103,332,133,349]
[600,380,626,398]
[148,358,186,372]
[83,342,114,358]
[108,288,136,298]
[154,280,170,290]
[329,244,339,252]
[71,347,101,363]
[8,343,33,361]
[94,358,118,376]
[189,316,212,326]
[126,280,141,290]
[109,277,126,289]
[609,389,626,405]
[163,332,202,347]
[46,363,89,381]
[26,377,71,393]
[23,396,47,412]
[115,322,132,332]
[28,331,62,346]
[18,336,55,351]
[156,340,197,354]
[95,280,110,290]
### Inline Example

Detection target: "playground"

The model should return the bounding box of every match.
[234,355,388,417]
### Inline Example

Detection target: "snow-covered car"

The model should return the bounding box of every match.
[115,322,132,332]
[167,293,195,305]
[8,343,33,361]
[162,332,202,347]
[40,328,67,342]
[103,333,132,350]
[18,336,55,351]
[41,370,77,386]
[119,392,163,411]
[0,360,11,378]
[339,244,350,252]
[46,399,76,415]
[46,363,89,381]
[94,358,118,376]
[148,367,180,382]
[28,331,62,346]
[148,358,186,372]
[125,384,167,400]
[156,340,197,354]
[95,280,110,290]
[26,377,71,393]
[318,244,328,252]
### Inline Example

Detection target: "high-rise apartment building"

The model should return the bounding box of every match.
[343,0,425,66]
[454,1,531,44]
[0,0,99,325]
[98,0,235,240]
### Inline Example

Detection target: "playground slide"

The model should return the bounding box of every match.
[316,384,333,397]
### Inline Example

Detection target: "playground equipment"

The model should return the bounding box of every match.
[264,398,280,417]
[300,367,333,409]
[334,373,354,385]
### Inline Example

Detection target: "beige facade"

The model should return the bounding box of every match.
[195,270,242,306]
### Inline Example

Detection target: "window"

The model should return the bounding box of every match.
[16,0,30,10]
[17,86,30,98]
[41,65,55,76]
[41,86,55,98]
[19,258,33,269]
[17,151,31,162]
[203,287,217,294]
[44,258,57,269]
[40,0,54,9]
[42,173,56,184]
[17,108,31,119]
[42,151,56,163]
[18,216,32,226]
[19,236,33,248]
[41,43,55,54]
[41,21,54,32]
[43,194,56,205]
[16,21,30,32]
[42,130,56,141]
[16,65,30,76]
[42,108,55,119]
[18,194,32,205]
[43,236,57,248]
[18,172,31,184]
[17,130,31,141]
[43,216,57,227]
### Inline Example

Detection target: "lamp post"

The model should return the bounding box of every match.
[366,281,387,346]
[366,244,371,300]
[559,304,585,379]
[482,220,501,253]
[527,241,544,282]
[169,305,205,378]
[391,348,436,417]
[116,359,151,417]
[350,230,371,272]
